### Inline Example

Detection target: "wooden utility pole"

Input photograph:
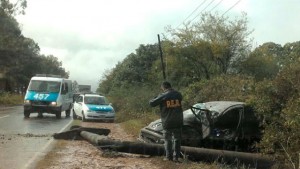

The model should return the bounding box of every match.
[157,34,166,80]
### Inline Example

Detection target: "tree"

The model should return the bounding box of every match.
[1,1,69,92]
[164,12,253,83]
[98,44,159,94]
[248,60,300,169]
[238,42,283,81]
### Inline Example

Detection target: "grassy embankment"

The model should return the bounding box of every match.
[0,92,24,106]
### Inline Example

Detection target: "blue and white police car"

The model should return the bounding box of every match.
[73,94,115,122]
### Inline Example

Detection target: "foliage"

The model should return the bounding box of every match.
[249,60,300,168]
[0,1,69,92]
[0,92,23,105]
[108,82,158,123]
[98,44,160,95]
[164,12,252,86]
[182,75,255,108]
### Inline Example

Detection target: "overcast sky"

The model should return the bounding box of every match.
[16,0,300,92]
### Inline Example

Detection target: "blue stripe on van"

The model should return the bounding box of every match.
[24,91,59,102]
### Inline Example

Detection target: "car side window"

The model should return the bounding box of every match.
[214,108,240,130]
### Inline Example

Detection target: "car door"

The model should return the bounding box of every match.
[211,107,242,140]
[73,96,83,116]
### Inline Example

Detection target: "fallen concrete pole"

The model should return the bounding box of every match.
[53,126,110,140]
[80,131,274,169]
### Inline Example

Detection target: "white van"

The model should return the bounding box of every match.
[23,74,74,118]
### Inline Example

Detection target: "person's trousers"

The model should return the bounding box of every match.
[163,128,182,159]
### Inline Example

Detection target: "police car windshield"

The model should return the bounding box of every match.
[28,80,61,92]
[84,96,107,105]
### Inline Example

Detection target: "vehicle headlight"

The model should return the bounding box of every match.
[24,100,31,104]
[49,102,57,106]
[151,123,162,129]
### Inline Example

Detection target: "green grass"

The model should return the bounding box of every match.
[0,92,24,106]
[119,113,159,137]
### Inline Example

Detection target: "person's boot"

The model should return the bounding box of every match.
[163,157,172,161]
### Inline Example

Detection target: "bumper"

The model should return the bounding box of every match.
[84,111,115,120]
[139,127,164,144]
[24,105,61,114]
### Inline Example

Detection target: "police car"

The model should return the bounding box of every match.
[73,94,115,122]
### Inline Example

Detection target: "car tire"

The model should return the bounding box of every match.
[24,111,30,118]
[72,109,77,120]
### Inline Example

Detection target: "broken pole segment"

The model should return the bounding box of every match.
[78,131,274,169]
[80,131,108,143]
[180,146,274,169]
[53,126,110,140]
[98,139,165,156]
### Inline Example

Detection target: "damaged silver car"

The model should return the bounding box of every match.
[139,101,262,152]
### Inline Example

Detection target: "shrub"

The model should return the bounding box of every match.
[0,92,23,106]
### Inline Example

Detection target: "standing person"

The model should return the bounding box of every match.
[149,81,183,162]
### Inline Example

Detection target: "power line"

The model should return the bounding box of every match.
[222,0,242,16]
[208,0,224,13]
[189,0,216,24]
[175,0,208,29]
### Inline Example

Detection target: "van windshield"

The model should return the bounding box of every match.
[28,80,61,93]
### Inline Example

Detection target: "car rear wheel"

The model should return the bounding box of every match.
[24,111,30,118]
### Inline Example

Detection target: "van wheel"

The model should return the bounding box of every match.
[72,109,77,120]
[56,111,61,119]
[24,111,30,118]
[65,109,71,117]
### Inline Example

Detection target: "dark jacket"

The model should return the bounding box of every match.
[149,89,183,129]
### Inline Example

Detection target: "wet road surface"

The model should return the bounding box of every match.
[0,106,72,169]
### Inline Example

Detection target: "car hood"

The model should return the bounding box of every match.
[86,104,114,112]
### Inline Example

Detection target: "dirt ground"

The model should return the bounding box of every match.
[35,122,166,169]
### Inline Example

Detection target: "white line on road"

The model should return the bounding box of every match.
[0,115,9,119]
[23,119,74,169]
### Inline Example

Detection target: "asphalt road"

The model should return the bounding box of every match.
[0,106,73,169]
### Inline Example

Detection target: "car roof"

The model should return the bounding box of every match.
[190,101,244,115]
[81,94,103,97]
[203,101,244,115]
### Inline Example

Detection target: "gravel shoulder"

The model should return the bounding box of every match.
[34,121,163,169]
